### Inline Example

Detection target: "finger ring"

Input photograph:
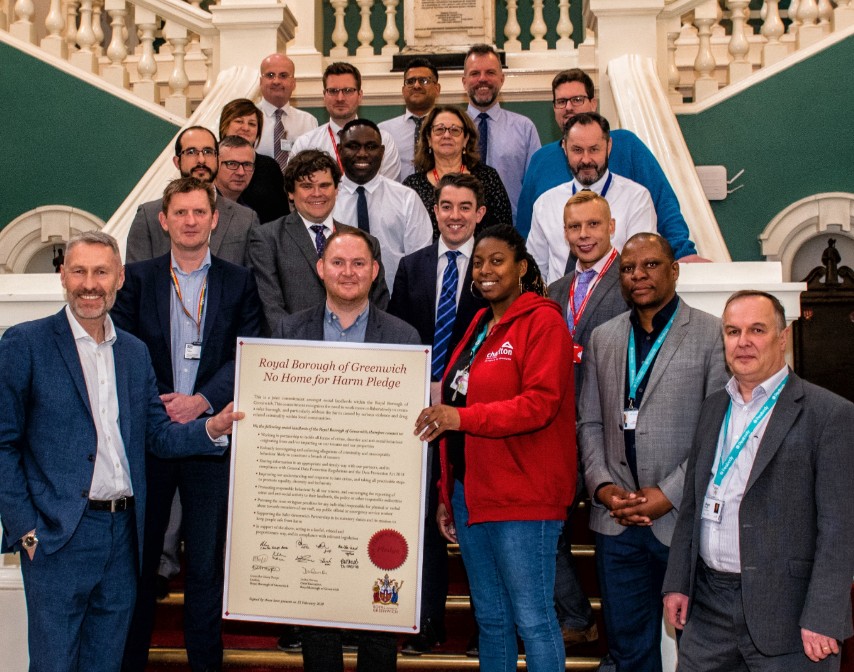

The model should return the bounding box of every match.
[823,647,830,651]
[433,421,439,430]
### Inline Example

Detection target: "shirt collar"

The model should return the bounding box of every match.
[259,99,292,116]
[574,246,615,276]
[438,236,475,260]
[65,305,117,345]
[571,169,612,194]
[726,365,790,407]
[297,211,335,232]
[170,248,212,275]
[341,173,382,195]
[467,102,501,119]
[629,293,680,334]
[324,303,369,329]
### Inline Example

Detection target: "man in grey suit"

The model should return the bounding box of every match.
[125,126,260,266]
[578,232,727,672]
[548,190,628,647]
[249,149,389,332]
[274,227,419,672]
[663,290,854,671]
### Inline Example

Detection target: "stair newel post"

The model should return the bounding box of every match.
[163,20,190,116]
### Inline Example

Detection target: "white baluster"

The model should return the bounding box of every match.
[796,0,822,46]
[91,0,104,58]
[355,0,374,56]
[555,0,573,51]
[41,0,67,57]
[381,0,399,55]
[693,17,718,101]
[760,0,788,66]
[103,0,128,88]
[10,0,36,43]
[133,6,157,103]
[504,0,522,51]
[329,0,348,57]
[529,0,547,51]
[727,0,752,83]
[162,21,190,116]
[69,0,97,71]
[666,31,682,105]
[816,0,832,31]
[65,0,79,50]
[835,0,854,30]
[786,0,801,39]
[200,35,214,97]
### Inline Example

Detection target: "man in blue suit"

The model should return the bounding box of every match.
[387,173,487,654]
[111,177,262,672]
[0,231,241,672]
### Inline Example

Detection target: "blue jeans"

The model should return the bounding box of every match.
[453,481,565,672]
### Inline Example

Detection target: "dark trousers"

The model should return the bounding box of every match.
[21,508,136,672]
[679,561,841,672]
[419,443,449,630]
[302,627,398,672]
[554,475,593,630]
[596,527,670,672]
[122,452,230,672]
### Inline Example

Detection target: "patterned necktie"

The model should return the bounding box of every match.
[432,250,462,380]
[413,116,424,147]
[477,112,489,164]
[273,108,288,175]
[356,185,370,233]
[571,269,597,320]
[310,225,326,258]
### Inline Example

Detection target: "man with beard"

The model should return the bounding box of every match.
[462,44,540,222]
[126,126,259,266]
[332,119,432,286]
[527,113,656,284]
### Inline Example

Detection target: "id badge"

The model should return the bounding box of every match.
[450,369,469,396]
[622,408,638,430]
[701,495,724,522]
[572,342,584,365]
[280,139,292,152]
[184,342,202,360]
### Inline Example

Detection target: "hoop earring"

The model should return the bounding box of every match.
[470,280,484,299]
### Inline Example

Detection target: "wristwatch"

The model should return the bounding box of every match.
[21,533,38,549]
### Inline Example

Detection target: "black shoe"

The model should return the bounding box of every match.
[465,631,479,658]
[155,575,170,601]
[276,626,302,651]
[401,619,445,656]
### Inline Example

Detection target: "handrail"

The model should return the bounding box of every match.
[607,53,731,262]
[131,0,217,36]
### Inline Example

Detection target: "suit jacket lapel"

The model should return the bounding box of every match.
[695,393,729,500]
[211,199,233,257]
[113,332,133,448]
[202,259,222,344]
[641,301,690,405]
[421,245,439,338]
[52,311,93,417]
[744,375,803,494]
[577,262,620,340]
[155,256,174,370]
[366,307,384,344]
[288,214,322,272]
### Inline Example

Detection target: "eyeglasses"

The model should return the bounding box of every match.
[324,87,359,97]
[404,76,435,88]
[553,95,591,109]
[430,125,464,137]
[221,160,255,172]
[262,71,291,81]
[179,147,217,158]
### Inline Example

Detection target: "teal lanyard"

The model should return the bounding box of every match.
[627,301,679,406]
[714,375,789,487]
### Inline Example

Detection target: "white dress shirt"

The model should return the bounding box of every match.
[435,237,475,316]
[466,102,541,222]
[333,174,433,288]
[66,307,132,500]
[256,99,318,159]
[527,170,656,285]
[289,121,402,182]
[378,112,426,181]
[700,365,790,573]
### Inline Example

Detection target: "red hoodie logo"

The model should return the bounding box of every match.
[485,340,514,362]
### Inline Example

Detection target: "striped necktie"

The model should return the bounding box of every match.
[432,250,462,380]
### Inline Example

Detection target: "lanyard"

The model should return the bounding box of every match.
[432,164,465,184]
[714,375,788,487]
[327,125,344,171]
[627,300,679,405]
[572,171,613,198]
[170,269,207,342]
[567,248,617,333]
[450,322,490,402]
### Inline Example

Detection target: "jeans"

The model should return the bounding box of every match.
[452,481,565,672]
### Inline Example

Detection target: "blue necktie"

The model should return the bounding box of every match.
[356,185,370,233]
[477,112,489,164]
[310,225,326,258]
[570,269,596,324]
[432,250,462,380]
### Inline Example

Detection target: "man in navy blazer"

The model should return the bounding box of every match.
[663,291,854,671]
[387,172,486,653]
[111,178,262,672]
[0,231,239,672]
[274,228,419,672]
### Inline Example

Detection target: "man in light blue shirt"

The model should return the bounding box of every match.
[463,44,540,224]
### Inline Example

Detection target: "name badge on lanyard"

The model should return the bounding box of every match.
[171,268,207,361]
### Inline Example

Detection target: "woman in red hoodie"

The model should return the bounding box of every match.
[415,225,576,672]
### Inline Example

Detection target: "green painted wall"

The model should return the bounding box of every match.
[0,42,179,228]
[676,34,854,261]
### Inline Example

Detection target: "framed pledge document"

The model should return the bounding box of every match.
[223,337,431,633]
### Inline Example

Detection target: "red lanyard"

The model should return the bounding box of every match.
[567,248,617,332]
[327,125,344,171]
[170,268,207,341]
[432,164,465,183]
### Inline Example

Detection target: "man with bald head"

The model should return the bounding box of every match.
[256,53,318,173]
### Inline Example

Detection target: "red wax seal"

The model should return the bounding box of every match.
[368,529,408,571]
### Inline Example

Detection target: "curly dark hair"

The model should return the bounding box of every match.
[473,225,548,298]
